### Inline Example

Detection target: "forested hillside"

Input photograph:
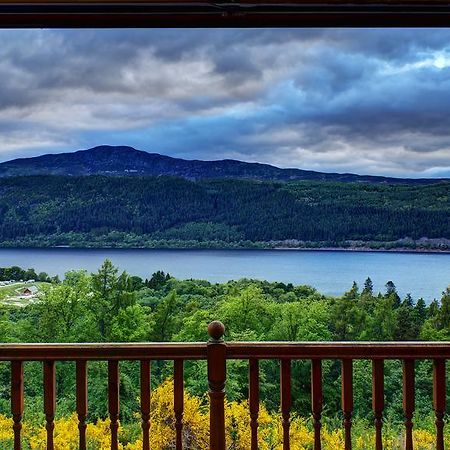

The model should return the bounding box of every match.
[0,176,449,249]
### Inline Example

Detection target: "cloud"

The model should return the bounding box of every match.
[0,28,450,176]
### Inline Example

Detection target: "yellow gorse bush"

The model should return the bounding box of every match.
[0,380,444,449]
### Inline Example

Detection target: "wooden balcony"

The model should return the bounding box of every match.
[2,320,449,450]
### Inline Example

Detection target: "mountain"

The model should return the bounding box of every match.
[0,145,445,184]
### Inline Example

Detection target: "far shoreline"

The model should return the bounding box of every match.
[0,245,450,255]
[272,246,450,254]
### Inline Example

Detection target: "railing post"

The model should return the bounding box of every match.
[11,361,24,450]
[108,361,120,450]
[403,359,415,450]
[372,360,384,450]
[341,359,353,450]
[281,359,292,450]
[433,359,446,450]
[76,361,88,450]
[311,359,323,450]
[140,360,151,450]
[174,359,184,450]
[207,321,226,450]
[249,359,260,450]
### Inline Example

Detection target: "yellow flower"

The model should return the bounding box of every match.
[0,384,448,450]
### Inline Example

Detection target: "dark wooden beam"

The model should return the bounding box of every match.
[1,0,450,28]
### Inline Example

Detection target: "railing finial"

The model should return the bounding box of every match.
[208,321,225,342]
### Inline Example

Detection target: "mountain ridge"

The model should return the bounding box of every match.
[0,145,446,184]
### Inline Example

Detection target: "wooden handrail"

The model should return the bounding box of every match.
[4,323,450,450]
[226,341,450,359]
[2,341,450,360]
[0,342,207,360]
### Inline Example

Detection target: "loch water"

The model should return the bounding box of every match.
[0,247,449,302]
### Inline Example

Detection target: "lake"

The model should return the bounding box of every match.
[0,248,448,302]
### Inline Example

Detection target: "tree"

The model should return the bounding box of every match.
[362,277,373,296]
[270,301,332,341]
[385,281,401,308]
[218,285,273,338]
[439,287,450,329]
[146,271,171,289]
[38,271,50,282]
[33,271,90,342]
[151,290,181,341]
[361,296,397,340]
[110,305,154,342]
[90,259,136,340]
[173,309,213,342]
[395,294,418,340]
[345,281,359,300]
[331,283,367,340]
[270,302,305,341]
[0,309,14,343]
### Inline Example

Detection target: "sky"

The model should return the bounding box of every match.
[1,29,450,177]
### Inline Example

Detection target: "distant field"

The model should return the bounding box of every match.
[0,282,47,306]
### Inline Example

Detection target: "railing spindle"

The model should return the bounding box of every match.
[341,359,353,450]
[402,359,415,450]
[11,361,24,450]
[433,359,446,450]
[174,359,184,450]
[249,358,259,450]
[108,360,120,450]
[43,361,56,450]
[372,360,384,450]
[140,360,151,450]
[76,361,88,450]
[281,359,291,450]
[311,359,323,450]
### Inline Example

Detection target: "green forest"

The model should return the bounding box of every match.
[0,260,449,436]
[0,176,449,249]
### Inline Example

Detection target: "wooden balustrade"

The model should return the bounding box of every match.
[1,322,449,450]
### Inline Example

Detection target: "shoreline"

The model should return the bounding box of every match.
[0,244,449,254]
[272,246,450,254]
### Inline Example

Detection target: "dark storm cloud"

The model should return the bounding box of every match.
[0,28,450,176]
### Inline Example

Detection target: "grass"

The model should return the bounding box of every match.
[0,282,48,306]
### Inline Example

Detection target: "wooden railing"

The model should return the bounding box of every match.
[1,320,449,450]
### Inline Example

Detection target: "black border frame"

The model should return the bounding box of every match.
[1,0,450,28]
